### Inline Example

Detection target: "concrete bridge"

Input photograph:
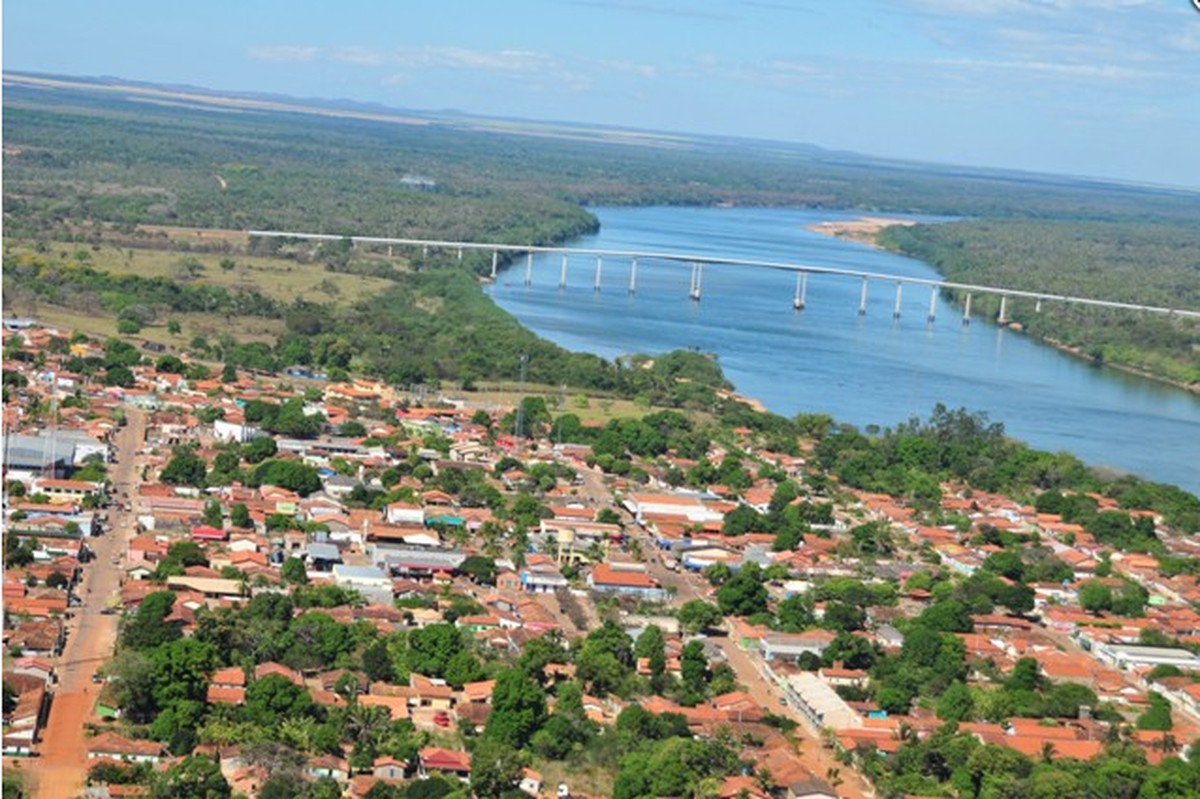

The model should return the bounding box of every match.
[248,229,1200,324]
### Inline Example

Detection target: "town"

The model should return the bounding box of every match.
[5,320,1200,799]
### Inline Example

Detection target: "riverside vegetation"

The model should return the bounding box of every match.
[878,221,1200,388]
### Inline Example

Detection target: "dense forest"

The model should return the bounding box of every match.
[878,221,1200,387]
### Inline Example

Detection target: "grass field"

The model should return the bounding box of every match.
[455,383,700,424]
[22,303,286,349]
[12,239,397,307]
[532,757,615,799]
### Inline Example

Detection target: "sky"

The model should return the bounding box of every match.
[4,0,1200,187]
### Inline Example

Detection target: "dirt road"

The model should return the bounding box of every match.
[32,408,145,799]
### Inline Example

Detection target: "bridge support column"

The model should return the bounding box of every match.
[524,252,533,287]
[927,287,938,323]
[998,295,1009,325]
[893,282,903,319]
[1035,298,1042,313]
[793,272,807,310]
[559,254,568,288]
[963,293,972,325]
[628,257,638,294]
[594,256,603,292]
[422,245,428,257]
[388,245,393,258]
[689,263,702,301]
[491,250,498,279]
[457,247,463,261]
[858,277,868,316]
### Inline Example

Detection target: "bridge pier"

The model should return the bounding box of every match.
[628,257,638,294]
[998,295,1009,325]
[963,293,972,325]
[858,277,868,316]
[457,247,463,261]
[927,287,938,322]
[594,256,603,292]
[893,282,903,319]
[422,245,428,257]
[524,252,533,287]
[491,250,498,279]
[388,245,393,258]
[559,254,568,288]
[689,263,702,301]
[793,272,807,310]
[1035,297,1042,313]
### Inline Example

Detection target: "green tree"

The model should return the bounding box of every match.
[251,459,322,496]
[459,555,497,585]
[230,503,252,529]
[161,451,208,487]
[122,591,182,650]
[244,675,314,726]
[245,436,278,463]
[677,600,723,634]
[1137,692,1174,731]
[201,500,223,528]
[716,569,768,617]
[776,594,815,632]
[936,681,974,723]
[407,624,463,678]
[680,640,708,700]
[1078,581,1113,614]
[152,755,231,799]
[281,557,309,586]
[469,737,525,798]
[484,668,547,749]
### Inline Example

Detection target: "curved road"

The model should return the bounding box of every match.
[31,408,144,799]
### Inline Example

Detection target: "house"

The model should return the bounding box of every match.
[588,563,667,600]
[519,768,544,797]
[787,775,839,799]
[86,733,167,764]
[206,666,247,705]
[784,672,860,730]
[761,630,836,661]
[307,754,349,782]
[418,747,471,781]
[254,662,304,687]
[719,775,771,799]
[385,501,424,526]
[373,756,407,781]
[331,564,394,604]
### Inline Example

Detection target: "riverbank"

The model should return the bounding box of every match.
[805,216,917,248]
[810,215,1200,397]
[1041,337,1200,396]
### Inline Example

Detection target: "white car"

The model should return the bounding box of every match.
[557,785,570,799]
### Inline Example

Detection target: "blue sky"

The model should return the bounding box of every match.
[5,0,1200,187]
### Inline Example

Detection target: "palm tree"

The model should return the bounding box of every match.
[344,703,391,748]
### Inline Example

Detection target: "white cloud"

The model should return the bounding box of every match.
[332,46,389,67]
[600,59,659,79]
[934,56,1161,80]
[247,45,320,63]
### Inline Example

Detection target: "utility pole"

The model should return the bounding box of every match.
[514,354,528,442]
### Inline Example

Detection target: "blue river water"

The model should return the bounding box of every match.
[488,206,1200,494]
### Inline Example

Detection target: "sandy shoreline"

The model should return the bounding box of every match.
[805,216,916,248]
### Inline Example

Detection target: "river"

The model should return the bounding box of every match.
[488,206,1200,494]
